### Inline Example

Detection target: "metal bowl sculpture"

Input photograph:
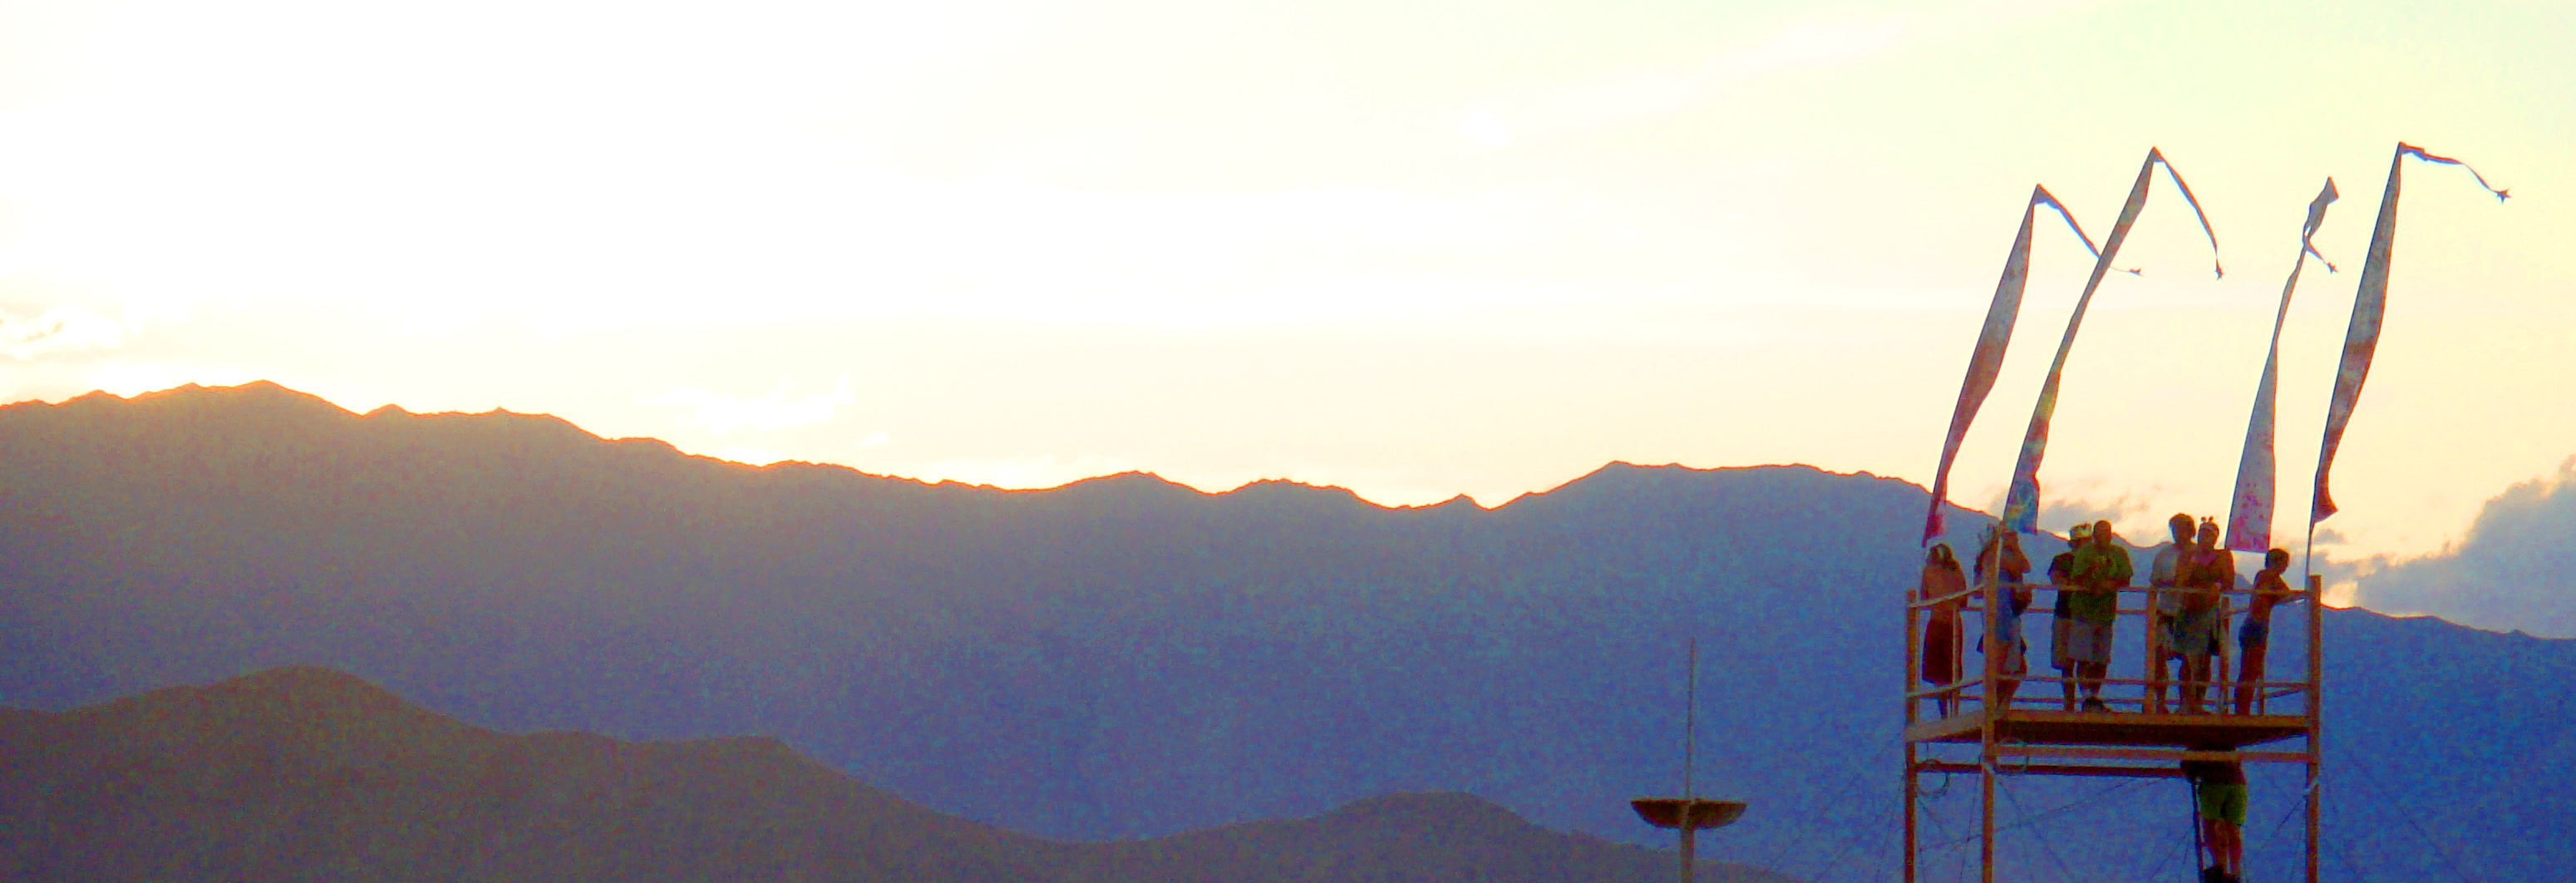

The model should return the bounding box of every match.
[1629,798,1746,831]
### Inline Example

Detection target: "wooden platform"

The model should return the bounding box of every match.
[1904,709,2309,750]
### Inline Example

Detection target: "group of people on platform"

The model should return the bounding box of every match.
[1915,513,2308,718]
[1916,517,2282,883]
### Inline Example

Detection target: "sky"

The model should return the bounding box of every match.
[2,0,2569,629]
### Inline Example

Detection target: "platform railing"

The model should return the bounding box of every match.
[1904,576,2317,725]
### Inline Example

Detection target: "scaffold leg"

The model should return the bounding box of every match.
[1904,744,1918,883]
[1979,749,1995,883]
[2306,758,2321,883]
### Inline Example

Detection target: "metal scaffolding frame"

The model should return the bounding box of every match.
[1903,570,2322,883]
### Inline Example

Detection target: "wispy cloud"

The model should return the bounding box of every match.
[2349,457,2576,638]
[1975,481,2162,540]
[0,305,124,360]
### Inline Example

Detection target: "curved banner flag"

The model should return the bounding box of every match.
[2224,180,2340,553]
[2312,144,2510,525]
[1921,185,2106,544]
[2000,148,2224,535]
[2215,179,2338,553]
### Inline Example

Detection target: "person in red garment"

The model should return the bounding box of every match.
[1918,544,1968,718]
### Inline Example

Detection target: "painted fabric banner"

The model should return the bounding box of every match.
[1921,185,2104,545]
[2000,149,2223,535]
[2311,144,2509,525]
[2224,179,2339,553]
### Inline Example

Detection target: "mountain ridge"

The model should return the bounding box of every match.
[0,665,1793,883]
[4,380,2566,883]
[4,380,1934,513]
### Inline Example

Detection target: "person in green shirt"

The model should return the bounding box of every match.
[2066,519,2131,712]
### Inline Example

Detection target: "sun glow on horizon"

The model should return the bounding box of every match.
[4,0,2574,629]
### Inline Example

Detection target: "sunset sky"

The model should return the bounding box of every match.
[2,0,2569,625]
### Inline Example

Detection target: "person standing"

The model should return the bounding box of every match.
[2183,756,2247,883]
[2234,549,2303,714]
[2046,525,2089,711]
[2147,513,2196,713]
[2173,520,2234,714]
[1974,528,2033,710]
[1918,545,1968,718]
[2067,520,2131,712]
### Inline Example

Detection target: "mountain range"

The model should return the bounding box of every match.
[0,664,1789,882]
[3,382,2569,882]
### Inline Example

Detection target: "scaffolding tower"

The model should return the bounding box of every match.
[1903,561,2322,883]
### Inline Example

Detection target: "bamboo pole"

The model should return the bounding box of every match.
[1978,745,1996,883]
[1978,539,2000,883]
[1904,556,1920,883]
[1903,745,1918,883]
[2306,572,2323,883]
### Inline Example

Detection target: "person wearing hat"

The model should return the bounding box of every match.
[2067,520,2133,711]
[2044,523,2091,710]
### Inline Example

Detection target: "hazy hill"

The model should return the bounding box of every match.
[3,382,2569,881]
[0,666,1788,883]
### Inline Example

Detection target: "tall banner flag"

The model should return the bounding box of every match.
[2224,180,2340,552]
[2312,144,2510,525]
[1922,186,2106,544]
[2001,148,2223,534]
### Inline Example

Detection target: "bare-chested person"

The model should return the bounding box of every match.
[2234,549,2303,714]
[2172,520,2234,714]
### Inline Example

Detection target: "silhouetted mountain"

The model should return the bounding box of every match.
[0,667,1790,883]
[2,382,2567,882]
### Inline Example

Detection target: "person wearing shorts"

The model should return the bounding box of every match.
[2046,524,2088,710]
[1975,528,2032,708]
[2174,520,2234,713]
[2235,549,2301,714]
[2184,757,2246,883]
[2067,520,2130,712]
[2148,513,2195,713]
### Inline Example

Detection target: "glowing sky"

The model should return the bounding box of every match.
[2,0,2570,611]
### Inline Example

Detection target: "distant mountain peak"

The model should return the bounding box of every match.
[87,664,447,730]
[36,379,352,421]
[1326,790,1533,826]
[223,663,393,693]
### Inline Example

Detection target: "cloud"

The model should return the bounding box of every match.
[649,376,854,434]
[2352,458,2576,638]
[1973,482,2158,537]
[0,305,123,360]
